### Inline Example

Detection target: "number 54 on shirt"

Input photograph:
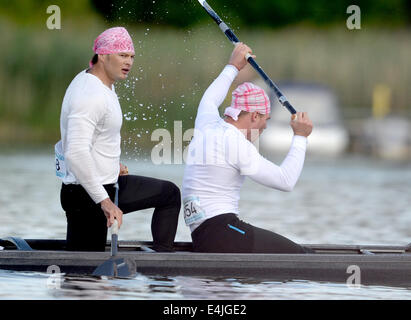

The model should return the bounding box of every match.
[183,196,206,226]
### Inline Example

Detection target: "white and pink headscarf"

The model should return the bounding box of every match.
[90,27,135,67]
[224,82,271,121]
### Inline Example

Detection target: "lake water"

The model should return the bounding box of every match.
[1,150,411,300]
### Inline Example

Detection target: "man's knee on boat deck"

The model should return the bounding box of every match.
[162,181,181,208]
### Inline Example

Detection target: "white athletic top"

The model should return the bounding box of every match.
[59,70,123,204]
[182,65,308,232]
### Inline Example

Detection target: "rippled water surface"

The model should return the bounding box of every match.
[1,151,411,300]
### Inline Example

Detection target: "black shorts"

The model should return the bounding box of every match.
[191,213,311,254]
[60,175,181,252]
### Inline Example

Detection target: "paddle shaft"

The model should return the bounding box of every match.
[198,0,297,116]
[111,183,120,256]
[111,234,118,256]
[92,183,135,278]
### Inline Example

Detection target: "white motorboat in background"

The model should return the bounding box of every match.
[361,115,411,160]
[255,81,350,157]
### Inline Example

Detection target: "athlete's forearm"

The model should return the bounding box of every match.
[277,135,307,190]
[247,136,307,191]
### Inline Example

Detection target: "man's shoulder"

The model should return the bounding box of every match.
[69,88,106,106]
[68,70,104,92]
[66,73,107,105]
[65,87,108,115]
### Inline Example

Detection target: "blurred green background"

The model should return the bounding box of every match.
[0,0,410,157]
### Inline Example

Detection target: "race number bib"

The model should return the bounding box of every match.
[54,141,67,180]
[183,196,206,226]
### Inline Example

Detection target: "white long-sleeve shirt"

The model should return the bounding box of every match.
[182,65,307,232]
[59,70,123,203]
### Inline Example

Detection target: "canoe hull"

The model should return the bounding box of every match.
[2,250,411,287]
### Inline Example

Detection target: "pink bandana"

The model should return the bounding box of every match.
[224,82,270,121]
[90,27,135,67]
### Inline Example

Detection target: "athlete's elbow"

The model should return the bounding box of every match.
[64,151,77,170]
[279,185,294,192]
[264,176,296,192]
[64,147,89,166]
[64,148,77,162]
[64,149,73,163]
[278,180,297,192]
[278,171,299,192]
[267,182,294,192]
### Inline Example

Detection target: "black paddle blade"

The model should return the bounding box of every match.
[92,257,136,278]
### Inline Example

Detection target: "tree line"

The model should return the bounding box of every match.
[91,0,411,28]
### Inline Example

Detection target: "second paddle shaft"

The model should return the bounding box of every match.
[198,0,297,116]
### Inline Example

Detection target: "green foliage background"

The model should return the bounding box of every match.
[89,0,411,28]
[0,0,410,155]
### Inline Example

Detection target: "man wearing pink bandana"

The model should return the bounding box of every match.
[182,43,313,253]
[57,27,181,252]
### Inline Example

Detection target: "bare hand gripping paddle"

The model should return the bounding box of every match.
[93,183,135,278]
[197,0,297,117]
